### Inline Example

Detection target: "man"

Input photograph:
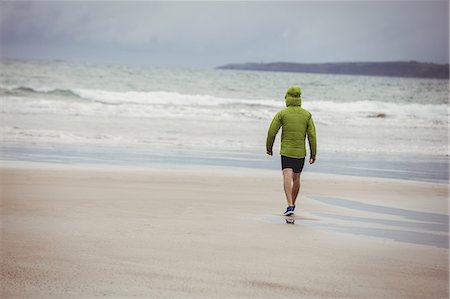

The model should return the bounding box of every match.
[266,85,317,216]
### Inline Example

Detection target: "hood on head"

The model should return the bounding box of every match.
[285,85,302,107]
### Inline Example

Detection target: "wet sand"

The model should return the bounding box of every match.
[1,164,448,298]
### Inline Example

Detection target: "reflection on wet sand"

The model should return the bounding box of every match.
[285,216,295,224]
[265,195,449,249]
[308,195,449,225]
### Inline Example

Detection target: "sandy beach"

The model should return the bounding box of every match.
[2,1,449,298]
[1,164,448,298]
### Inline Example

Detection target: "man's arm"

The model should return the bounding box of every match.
[266,112,282,156]
[307,114,317,164]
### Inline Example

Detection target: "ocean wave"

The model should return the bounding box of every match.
[0,84,282,107]
[1,85,84,100]
[1,85,447,127]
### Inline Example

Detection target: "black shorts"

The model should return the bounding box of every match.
[281,155,305,173]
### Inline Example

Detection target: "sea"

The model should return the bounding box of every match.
[1,59,448,182]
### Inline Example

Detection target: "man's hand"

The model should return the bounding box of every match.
[309,155,316,164]
[266,150,273,156]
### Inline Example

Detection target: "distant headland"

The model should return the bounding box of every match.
[216,61,449,79]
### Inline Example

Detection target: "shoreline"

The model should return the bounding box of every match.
[1,157,449,185]
[1,143,448,183]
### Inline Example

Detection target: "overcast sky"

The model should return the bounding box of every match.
[1,1,448,68]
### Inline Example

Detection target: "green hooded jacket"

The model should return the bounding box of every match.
[266,86,317,159]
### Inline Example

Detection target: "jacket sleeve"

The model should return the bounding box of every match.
[266,111,282,152]
[307,114,317,156]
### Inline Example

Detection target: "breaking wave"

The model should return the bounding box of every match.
[1,85,448,127]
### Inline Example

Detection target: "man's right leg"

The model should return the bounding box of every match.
[282,168,294,207]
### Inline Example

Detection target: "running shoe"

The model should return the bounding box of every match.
[283,206,294,216]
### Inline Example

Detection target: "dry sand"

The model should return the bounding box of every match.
[1,164,448,298]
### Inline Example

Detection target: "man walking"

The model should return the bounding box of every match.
[266,85,317,216]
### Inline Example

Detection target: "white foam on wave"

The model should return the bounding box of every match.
[71,88,284,110]
[73,89,226,106]
[307,100,448,127]
[1,87,448,128]
[2,126,132,146]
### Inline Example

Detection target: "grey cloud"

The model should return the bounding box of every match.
[1,1,448,67]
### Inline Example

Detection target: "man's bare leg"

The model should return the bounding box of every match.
[292,172,301,206]
[282,169,294,207]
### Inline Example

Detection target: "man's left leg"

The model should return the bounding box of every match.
[282,169,294,207]
[292,172,301,206]
[282,169,295,216]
